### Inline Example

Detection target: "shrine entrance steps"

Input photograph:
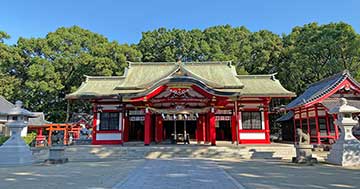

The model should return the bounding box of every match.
[32,142,296,162]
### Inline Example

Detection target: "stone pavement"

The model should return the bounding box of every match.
[0,159,144,189]
[1,146,360,189]
[218,159,360,189]
[113,158,244,189]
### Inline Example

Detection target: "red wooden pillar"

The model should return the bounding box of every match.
[144,109,151,146]
[306,108,310,135]
[202,115,206,142]
[205,114,210,143]
[231,114,236,143]
[196,115,204,143]
[264,105,270,144]
[123,114,129,142]
[38,128,43,136]
[315,104,321,144]
[209,111,216,146]
[91,104,97,145]
[155,115,163,143]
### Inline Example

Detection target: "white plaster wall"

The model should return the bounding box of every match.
[96,133,122,140]
[240,133,265,140]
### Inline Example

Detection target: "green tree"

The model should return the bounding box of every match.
[138,25,252,64]
[243,30,283,74]
[278,22,360,94]
[6,26,141,121]
[0,31,22,100]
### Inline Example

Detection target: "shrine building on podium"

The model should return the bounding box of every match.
[66,62,295,145]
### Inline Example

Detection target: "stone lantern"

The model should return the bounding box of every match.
[0,101,37,166]
[327,98,360,166]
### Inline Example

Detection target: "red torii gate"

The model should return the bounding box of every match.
[46,123,82,146]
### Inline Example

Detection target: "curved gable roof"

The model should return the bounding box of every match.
[286,70,360,109]
[118,62,179,89]
[181,62,244,88]
[116,61,244,89]
[66,61,295,99]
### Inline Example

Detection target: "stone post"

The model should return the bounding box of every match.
[327,98,360,166]
[0,101,37,166]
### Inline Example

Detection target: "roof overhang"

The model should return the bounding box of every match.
[122,76,241,102]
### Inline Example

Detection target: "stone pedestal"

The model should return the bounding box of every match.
[327,98,360,167]
[45,146,68,164]
[292,144,317,164]
[0,128,33,166]
[0,101,36,166]
[327,124,360,166]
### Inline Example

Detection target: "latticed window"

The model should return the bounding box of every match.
[99,112,119,130]
[241,112,262,130]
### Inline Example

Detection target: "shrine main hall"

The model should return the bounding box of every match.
[66,61,295,145]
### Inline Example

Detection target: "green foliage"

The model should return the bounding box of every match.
[0,133,36,146]
[23,132,37,145]
[1,26,141,122]
[0,136,10,145]
[138,25,252,63]
[0,23,359,122]
[278,22,360,94]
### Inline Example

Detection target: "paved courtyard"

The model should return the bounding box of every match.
[218,159,360,189]
[0,155,359,188]
[113,158,243,189]
[0,159,144,189]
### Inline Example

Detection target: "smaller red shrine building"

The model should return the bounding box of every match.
[66,62,294,145]
[282,70,360,144]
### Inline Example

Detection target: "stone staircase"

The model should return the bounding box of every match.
[32,143,296,162]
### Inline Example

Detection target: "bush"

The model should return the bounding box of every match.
[0,136,10,145]
[0,133,37,146]
[23,132,37,145]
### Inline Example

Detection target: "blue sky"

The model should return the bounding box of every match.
[1,0,359,45]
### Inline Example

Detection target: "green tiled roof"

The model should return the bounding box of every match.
[66,62,295,99]
[118,62,178,89]
[237,75,295,96]
[68,76,127,99]
[182,62,243,88]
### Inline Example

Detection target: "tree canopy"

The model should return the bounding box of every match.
[0,22,359,121]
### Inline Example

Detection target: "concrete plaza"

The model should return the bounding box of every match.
[0,146,359,189]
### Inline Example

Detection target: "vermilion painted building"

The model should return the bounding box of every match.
[282,70,360,144]
[66,62,294,145]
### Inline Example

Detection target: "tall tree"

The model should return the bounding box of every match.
[0,31,21,101]
[277,22,360,94]
[5,26,141,121]
[243,30,283,74]
[138,25,252,64]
